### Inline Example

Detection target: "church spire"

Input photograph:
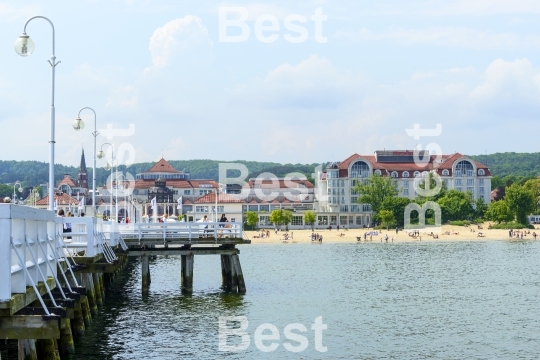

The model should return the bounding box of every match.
[79,148,87,173]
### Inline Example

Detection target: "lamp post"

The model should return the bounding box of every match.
[97,143,115,220]
[15,16,60,211]
[73,107,98,215]
[13,181,23,204]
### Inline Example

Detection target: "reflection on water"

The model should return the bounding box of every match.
[72,241,540,359]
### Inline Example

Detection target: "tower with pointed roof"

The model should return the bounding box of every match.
[78,148,89,189]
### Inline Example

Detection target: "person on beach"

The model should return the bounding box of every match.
[385,234,388,242]
[533,232,537,240]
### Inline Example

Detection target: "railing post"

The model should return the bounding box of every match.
[0,215,11,301]
[87,218,95,257]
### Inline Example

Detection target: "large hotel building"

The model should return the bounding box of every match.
[315,151,491,227]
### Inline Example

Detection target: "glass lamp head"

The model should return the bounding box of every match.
[14,34,34,57]
[97,150,105,159]
[104,163,111,171]
[73,117,84,131]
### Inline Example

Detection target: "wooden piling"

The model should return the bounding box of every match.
[99,273,105,299]
[220,255,227,288]
[92,273,103,307]
[58,318,75,355]
[18,339,38,360]
[36,339,60,360]
[80,295,92,326]
[222,255,233,292]
[141,255,150,292]
[231,254,246,294]
[71,300,85,337]
[229,255,238,292]
[84,274,98,316]
[181,254,194,294]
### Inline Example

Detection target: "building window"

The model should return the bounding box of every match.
[467,179,474,186]
[414,171,420,178]
[341,188,345,195]
[374,170,382,176]
[242,205,247,212]
[391,171,398,178]
[340,216,348,225]
[362,204,371,212]
[455,160,474,177]
[341,180,345,187]
[456,187,463,192]
[341,196,345,204]
[351,205,360,212]
[183,205,193,212]
[292,216,303,226]
[231,218,236,222]
[479,187,485,194]
[422,171,429,178]
[356,216,363,225]
[403,189,409,196]
[327,170,338,179]
[332,180,337,187]
[442,169,449,176]
[443,179,449,187]
[260,205,269,212]
[248,205,258,211]
[478,169,485,176]
[403,181,409,188]
[327,188,331,195]
[479,179,484,186]
[467,187,474,194]
[350,161,370,178]
[211,206,225,213]
[340,205,348,212]
[259,216,269,225]
[351,196,358,203]
[318,216,328,225]
[455,179,462,186]
[330,216,337,225]
[403,171,409,178]
[196,206,208,213]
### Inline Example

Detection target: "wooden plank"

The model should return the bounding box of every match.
[78,262,121,273]
[71,254,104,265]
[128,249,238,256]
[0,278,56,316]
[0,315,61,339]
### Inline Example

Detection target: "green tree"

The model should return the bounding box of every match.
[269,209,293,230]
[485,200,513,224]
[380,196,411,227]
[474,198,488,220]
[437,190,474,222]
[354,174,398,216]
[416,172,447,202]
[523,179,540,213]
[245,211,259,230]
[379,209,395,230]
[304,210,317,231]
[0,184,12,198]
[505,183,535,224]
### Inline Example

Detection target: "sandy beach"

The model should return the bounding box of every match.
[245,223,539,244]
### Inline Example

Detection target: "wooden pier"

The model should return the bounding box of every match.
[0,206,250,359]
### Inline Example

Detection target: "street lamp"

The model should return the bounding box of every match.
[13,181,23,204]
[73,107,99,215]
[98,143,115,220]
[15,16,60,211]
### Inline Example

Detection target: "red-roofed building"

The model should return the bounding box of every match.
[316,150,492,227]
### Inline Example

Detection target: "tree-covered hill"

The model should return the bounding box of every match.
[1,152,539,189]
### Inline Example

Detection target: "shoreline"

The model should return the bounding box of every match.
[244,224,538,244]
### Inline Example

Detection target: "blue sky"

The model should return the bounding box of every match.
[1,0,540,167]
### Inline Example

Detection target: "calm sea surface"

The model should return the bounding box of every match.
[72,241,540,359]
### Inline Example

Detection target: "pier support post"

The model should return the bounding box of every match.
[92,273,103,307]
[142,255,150,292]
[99,274,105,299]
[36,339,60,360]
[220,255,227,288]
[181,254,194,294]
[231,254,246,294]
[80,295,92,326]
[18,339,38,360]
[84,274,98,316]
[58,318,75,356]
[71,300,85,337]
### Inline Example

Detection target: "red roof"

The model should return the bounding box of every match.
[246,179,315,189]
[57,174,77,188]
[133,179,217,189]
[194,192,243,204]
[36,193,79,206]
[147,158,181,173]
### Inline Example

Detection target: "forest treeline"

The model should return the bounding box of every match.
[1,152,539,191]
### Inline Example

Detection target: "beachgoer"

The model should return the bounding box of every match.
[219,214,228,228]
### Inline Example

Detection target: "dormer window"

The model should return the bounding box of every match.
[402,171,409,178]
[391,171,398,178]
[478,169,485,176]
[374,170,382,176]
[442,169,449,176]
[414,171,420,178]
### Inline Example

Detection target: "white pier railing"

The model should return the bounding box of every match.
[117,222,243,242]
[61,217,119,263]
[0,205,81,314]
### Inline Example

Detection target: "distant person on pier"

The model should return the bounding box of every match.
[219,214,228,228]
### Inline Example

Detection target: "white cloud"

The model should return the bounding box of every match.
[147,15,212,70]
[339,27,540,50]
[471,58,540,101]
[0,2,41,22]
[106,85,138,108]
